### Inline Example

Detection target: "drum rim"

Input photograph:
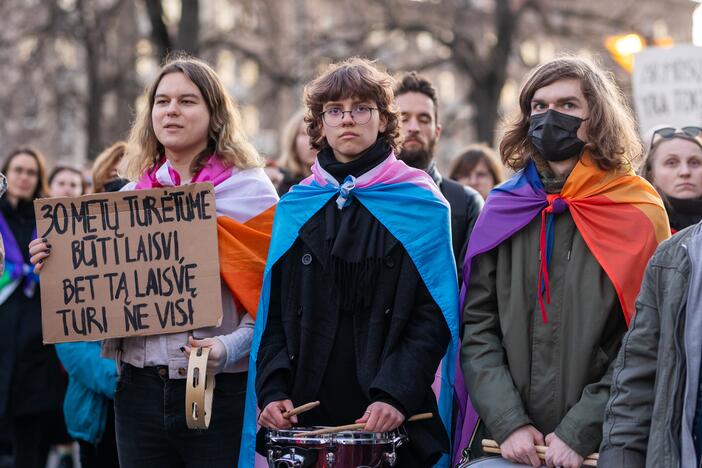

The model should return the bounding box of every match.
[267,427,401,445]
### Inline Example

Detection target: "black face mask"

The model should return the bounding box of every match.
[528,109,586,162]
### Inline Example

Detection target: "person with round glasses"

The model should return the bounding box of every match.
[246,57,456,468]
[642,125,702,232]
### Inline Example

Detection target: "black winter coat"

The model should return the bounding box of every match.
[256,200,451,466]
[0,198,66,419]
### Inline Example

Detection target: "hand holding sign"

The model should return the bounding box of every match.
[29,237,51,273]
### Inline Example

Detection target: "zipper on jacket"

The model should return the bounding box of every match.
[669,244,689,466]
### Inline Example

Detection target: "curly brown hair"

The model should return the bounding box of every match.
[500,56,642,172]
[303,57,402,154]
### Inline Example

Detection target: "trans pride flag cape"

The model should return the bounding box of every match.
[0,214,38,305]
[134,155,278,318]
[238,153,460,468]
[452,152,670,464]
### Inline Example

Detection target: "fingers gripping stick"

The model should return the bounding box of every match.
[185,346,215,429]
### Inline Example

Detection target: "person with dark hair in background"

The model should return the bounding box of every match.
[48,165,87,199]
[0,147,69,468]
[456,57,670,468]
[394,72,483,276]
[449,144,505,199]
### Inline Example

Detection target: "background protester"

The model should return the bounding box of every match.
[50,162,120,468]
[30,56,278,467]
[642,125,702,232]
[91,141,129,194]
[394,72,483,276]
[0,148,69,468]
[448,144,504,199]
[275,109,317,194]
[48,165,86,198]
[457,56,669,468]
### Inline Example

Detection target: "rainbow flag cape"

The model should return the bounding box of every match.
[238,153,459,468]
[452,152,670,464]
[0,213,38,305]
[134,155,278,318]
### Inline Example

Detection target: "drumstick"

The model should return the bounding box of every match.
[283,401,320,419]
[294,412,433,437]
[482,439,598,465]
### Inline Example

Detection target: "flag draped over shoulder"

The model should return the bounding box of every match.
[0,214,37,305]
[238,153,460,468]
[452,152,670,464]
[134,155,278,318]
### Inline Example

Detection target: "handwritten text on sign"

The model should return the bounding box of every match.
[633,44,702,134]
[35,183,223,343]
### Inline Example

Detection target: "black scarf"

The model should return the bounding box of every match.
[317,138,395,310]
[317,138,391,183]
[665,195,702,232]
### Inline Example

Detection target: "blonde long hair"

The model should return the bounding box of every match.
[123,55,263,180]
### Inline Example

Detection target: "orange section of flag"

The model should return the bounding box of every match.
[217,205,276,319]
[562,155,670,324]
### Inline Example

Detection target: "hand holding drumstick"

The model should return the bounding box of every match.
[259,400,321,430]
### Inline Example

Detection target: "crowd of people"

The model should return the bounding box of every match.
[0,51,701,468]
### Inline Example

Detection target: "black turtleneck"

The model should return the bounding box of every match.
[665,195,702,232]
[316,138,391,183]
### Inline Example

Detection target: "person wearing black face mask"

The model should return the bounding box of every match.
[456,57,669,468]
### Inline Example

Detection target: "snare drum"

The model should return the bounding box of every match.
[266,427,406,467]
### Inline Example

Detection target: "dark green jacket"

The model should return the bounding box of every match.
[599,226,695,468]
[461,208,627,457]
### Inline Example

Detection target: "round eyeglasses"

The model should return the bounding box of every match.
[320,105,378,127]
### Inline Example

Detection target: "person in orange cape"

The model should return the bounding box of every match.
[30,56,278,467]
[455,57,670,468]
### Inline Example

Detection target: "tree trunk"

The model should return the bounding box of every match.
[84,36,104,160]
[176,0,199,55]
[144,0,171,60]
[468,74,503,145]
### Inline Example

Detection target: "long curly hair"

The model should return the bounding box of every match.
[500,56,642,172]
[122,55,263,180]
[303,57,402,154]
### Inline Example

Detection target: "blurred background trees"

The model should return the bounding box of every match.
[0,0,695,169]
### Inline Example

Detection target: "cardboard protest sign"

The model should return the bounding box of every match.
[633,44,702,135]
[35,183,223,343]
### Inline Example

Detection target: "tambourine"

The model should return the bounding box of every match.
[185,346,215,429]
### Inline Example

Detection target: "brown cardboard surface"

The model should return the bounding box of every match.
[34,183,223,343]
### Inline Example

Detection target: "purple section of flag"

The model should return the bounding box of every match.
[453,162,547,464]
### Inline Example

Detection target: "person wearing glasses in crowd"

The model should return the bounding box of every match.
[455,57,670,468]
[393,72,483,280]
[241,58,458,468]
[640,125,702,233]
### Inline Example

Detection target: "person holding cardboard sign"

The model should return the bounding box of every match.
[30,56,278,467]
[0,148,71,468]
